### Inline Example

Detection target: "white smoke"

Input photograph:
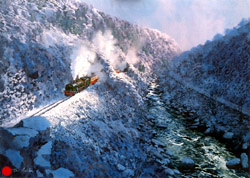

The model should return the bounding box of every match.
[92,30,123,69]
[70,30,142,81]
[70,42,107,82]
[71,45,96,79]
[125,45,141,65]
[41,28,141,82]
[93,30,142,68]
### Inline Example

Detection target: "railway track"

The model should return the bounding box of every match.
[28,96,72,117]
[167,74,250,117]
[26,75,99,118]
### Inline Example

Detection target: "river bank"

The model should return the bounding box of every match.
[147,81,250,177]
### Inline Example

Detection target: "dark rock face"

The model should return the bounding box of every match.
[27,71,39,79]
[0,78,4,92]
[0,116,51,177]
[0,0,179,126]
[169,21,250,109]
[0,0,180,177]
[179,157,195,171]
[159,21,250,173]
[226,158,241,169]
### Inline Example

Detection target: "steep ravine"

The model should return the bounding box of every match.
[158,20,250,176]
[147,81,250,177]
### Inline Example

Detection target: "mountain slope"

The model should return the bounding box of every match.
[0,0,180,177]
[0,0,179,126]
[159,20,250,153]
[171,20,250,110]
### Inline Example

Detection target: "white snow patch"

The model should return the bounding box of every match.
[43,7,56,18]
[36,170,43,178]
[51,168,74,178]
[5,149,23,169]
[22,116,50,131]
[6,127,38,137]
[164,168,175,176]
[37,141,52,155]
[12,135,31,149]
[117,164,126,171]
[41,28,77,48]
[123,169,134,177]
[34,155,51,168]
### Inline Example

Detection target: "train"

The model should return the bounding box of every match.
[64,75,99,96]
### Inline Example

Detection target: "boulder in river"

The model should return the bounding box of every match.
[165,150,173,156]
[242,143,248,150]
[223,132,234,140]
[151,139,165,147]
[122,169,134,177]
[240,153,249,170]
[226,158,241,169]
[156,124,168,129]
[204,128,212,134]
[117,164,126,171]
[180,157,195,170]
[164,168,175,176]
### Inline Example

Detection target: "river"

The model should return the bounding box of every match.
[146,81,249,178]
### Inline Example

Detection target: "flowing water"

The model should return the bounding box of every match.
[147,82,249,178]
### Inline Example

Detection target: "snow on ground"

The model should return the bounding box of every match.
[0,0,249,176]
[37,71,151,176]
[51,168,74,178]
[0,0,178,126]
[158,20,250,173]
[0,1,179,176]
[5,149,24,169]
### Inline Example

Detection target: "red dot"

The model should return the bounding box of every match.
[2,166,12,176]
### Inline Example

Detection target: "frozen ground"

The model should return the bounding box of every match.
[0,0,179,177]
[158,20,250,174]
[0,0,249,177]
[0,0,179,126]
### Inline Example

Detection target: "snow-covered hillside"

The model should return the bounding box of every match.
[159,20,250,157]
[0,0,180,177]
[170,20,250,111]
[0,0,179,126]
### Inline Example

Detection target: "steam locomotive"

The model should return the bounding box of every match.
[64,75,99,96]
